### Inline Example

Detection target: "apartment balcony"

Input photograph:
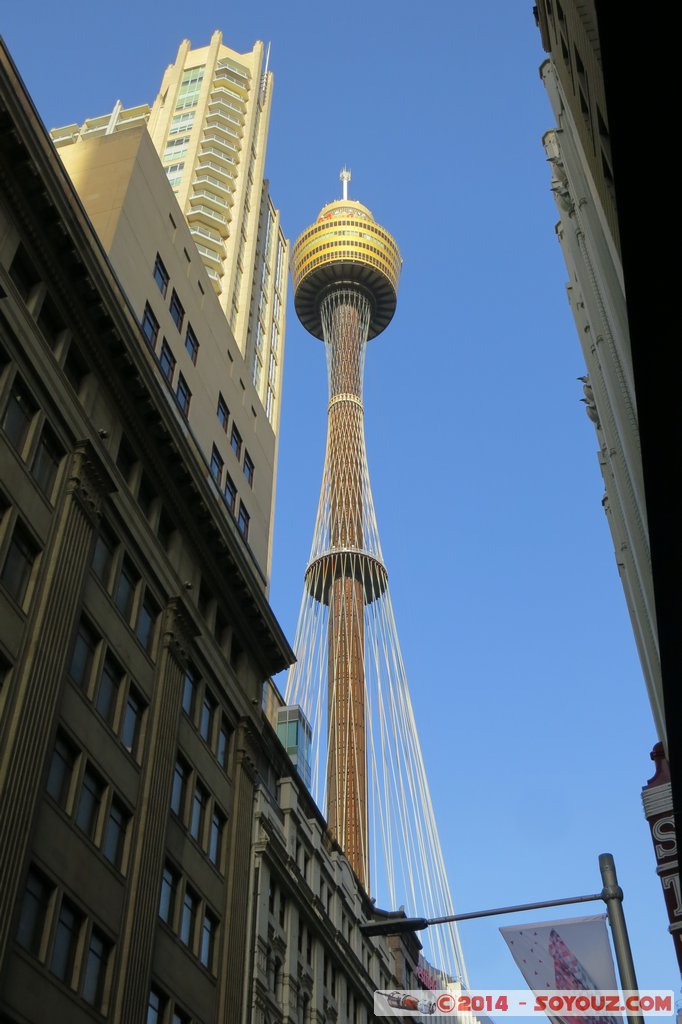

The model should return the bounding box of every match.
[208,89,245,118]
[195,159,235,185]
[201,132,239,158]
[187,203,229,237]
[193,178,235,207]
[213,67,249,97]
[199,145,237,168]
[194,243,225,272]
[207,99,244,131]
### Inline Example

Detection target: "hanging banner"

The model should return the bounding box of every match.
[500,914,621,1024]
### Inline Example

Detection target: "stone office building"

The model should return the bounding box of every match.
[0,40,418,1024]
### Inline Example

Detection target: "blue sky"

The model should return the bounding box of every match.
[3,0,676,1007]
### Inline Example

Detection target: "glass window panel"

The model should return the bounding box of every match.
[1,526,38,606]
[47,733,76,807]
[32,427,62,496]
[68,620,97,688]
[2,380,36,453]
[121,690,143,754]
[103,799,128,869]
[17,868,51,955]
[179,888,196,947]
[96,656,121,724]
[82,928,109,1007]
[75,768,104,839]
[50,899,81,982]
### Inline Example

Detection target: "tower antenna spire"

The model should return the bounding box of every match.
[340,166,351,200]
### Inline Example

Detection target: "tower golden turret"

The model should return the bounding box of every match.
[291,172,401,889]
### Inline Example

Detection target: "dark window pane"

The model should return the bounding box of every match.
[68,620,98,688]
[32,427,62,496]
[170,758,187,816]
[243,452,254,487]
[217,395,229,431]
[147,988,166,1024]
[224,474,236,513]
[37,294,66,350]
[75,768,104,839]
[169,290,184,331]
[210,446,223,484]
[103,799,128,869]
[91,529,115,584]
[17,868,51,955]
[171,1010,190,1024]
[115,561,137,620]
[176,374,191,415]
[230,425,242,459]
[153,255,169,297]
[141,303,159,348]
[1,525,38,606]
[182,668,196,717]
[47,733,76,806]
[200,911,215,968]
[159,340,175,383]
[217,721,232,768]
[189,783,207,841]
[136,593,159,653]
[96,656,121,724]
[185,324,199,364]
[121,690,143,754]
[237,503,250,541]
[199,694,215,742]
[3,380,36,453]
[82,928,109,1008]
[50,898,81,982]
[208,810,224,866]
[179,888,196,946]
[159,864,177,924]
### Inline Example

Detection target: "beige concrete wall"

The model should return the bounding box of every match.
[57,128,277,582]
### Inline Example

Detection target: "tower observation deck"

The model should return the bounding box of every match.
[286,171,468,985]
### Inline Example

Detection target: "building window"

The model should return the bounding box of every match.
[47,732,77,808]
[68,619,98,689]
[2,378,37,454]
[182,667,197,718]
[159,863,179,925]
[217,394,229,431]
[147,988,167,1024]
[141,303,160,349]
[29,425,63,498]
[185,324,199,364]
[165,162,184,188]
[224,473,237,513]
[103,798,129,869]
[159,339,176,383]
[1,523,39,607]
[75,767,104,840]
[230,424,242,459]
[199,692,216,742]
[169,290,184,331]
[208,809,225,867]
[136,591,160,654]
[50,898,82,982]
[115,559,138,620]
[176,374,191,416]
[153,254,169,297]
[121,688,144,755]
[210,446,223,486]
[237,503,250,541]
[95,655,121,725]
[200,910,217,970]
[17,867,51,956]
[179,888,198,947]
[82,927,110,1009]
[217,719,232,769]
[243,452,254,487]
[91,528,116,585]
[171,757,189,817]
[189,782,208,842]
[163,136,190,162]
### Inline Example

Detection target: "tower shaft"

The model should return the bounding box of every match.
[323,289,370,888]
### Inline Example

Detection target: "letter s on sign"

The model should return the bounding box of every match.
[653,816,677,859]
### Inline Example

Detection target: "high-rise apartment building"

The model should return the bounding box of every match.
[52,32,288,435]
[0,40,420,1024]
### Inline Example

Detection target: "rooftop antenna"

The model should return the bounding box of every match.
[340,166,351,201]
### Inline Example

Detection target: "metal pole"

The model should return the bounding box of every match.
[599,853,643,1024]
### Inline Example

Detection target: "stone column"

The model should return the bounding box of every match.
[0,441,114,967]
